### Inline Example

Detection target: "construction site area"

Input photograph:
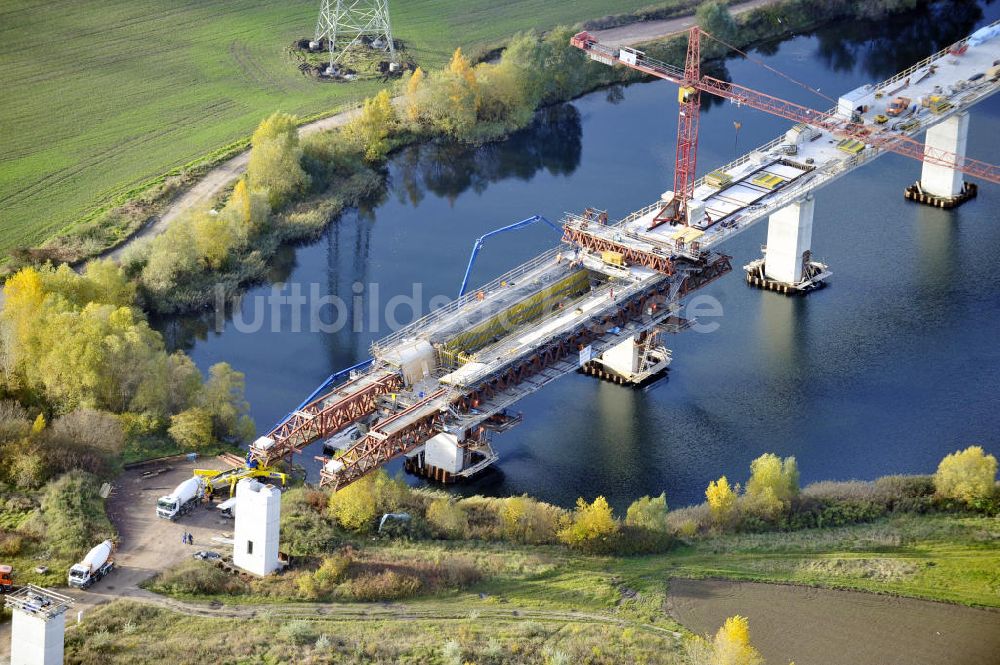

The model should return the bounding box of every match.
[3,2,1000,663]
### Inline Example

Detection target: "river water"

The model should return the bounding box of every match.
[162,1,1000,509]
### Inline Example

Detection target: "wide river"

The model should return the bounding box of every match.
[163,1,1000,509]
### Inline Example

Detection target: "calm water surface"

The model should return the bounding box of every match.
[163,2,1000,509]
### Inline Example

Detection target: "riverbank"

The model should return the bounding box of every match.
[86,0,949,317]
[59,511,1000,664]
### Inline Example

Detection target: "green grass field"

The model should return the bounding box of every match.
[0,0,661,256]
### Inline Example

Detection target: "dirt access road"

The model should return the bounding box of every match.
[105,0,775,262]
[0,457,231,662]
[589,0,773,47]
[668,578,1000,665]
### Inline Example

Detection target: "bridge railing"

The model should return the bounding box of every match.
[873,19,998,95]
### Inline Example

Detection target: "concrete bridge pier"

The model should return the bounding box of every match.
[582,332,671,385]
[905,111,977,208]
[744,193,829,295]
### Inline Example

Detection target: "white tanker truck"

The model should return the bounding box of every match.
[156,476,205,520]
[68,539,115,588]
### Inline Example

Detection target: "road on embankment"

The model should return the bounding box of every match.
[104,0,773,262]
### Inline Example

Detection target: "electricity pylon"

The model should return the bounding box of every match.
[314,0,396,71]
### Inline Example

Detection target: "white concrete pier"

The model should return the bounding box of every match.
[920,111,969,199]
[233,478,281,576]
[764,194,815,285]
[5,586,73,665]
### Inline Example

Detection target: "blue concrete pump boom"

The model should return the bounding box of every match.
[458,215,562,297]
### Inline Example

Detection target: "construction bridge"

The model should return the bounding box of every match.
[251,22,1000,490]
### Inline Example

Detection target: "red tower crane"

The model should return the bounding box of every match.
[570,26,1000,225]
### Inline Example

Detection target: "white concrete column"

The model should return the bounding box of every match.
[233,478,281,576]
[920,111,968,198]
[764,194,815,285]
[598,336,641,378]
[11,609,65,665]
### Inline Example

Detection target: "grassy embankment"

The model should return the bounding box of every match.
[65,511,998,664]
[0,0,668,262]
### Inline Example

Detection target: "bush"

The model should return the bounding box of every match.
[499,495,563,545]
[347,570,422,601]
[278,620,317,646]
[327,470,411,533]
[557,496,619,553]
[934,446,998,508]
[296,555,350,600]
[167,408,215,449]
[38,471,114,557]
[427,498,467,539]
[150,559,246,596]
[745,453,799,518]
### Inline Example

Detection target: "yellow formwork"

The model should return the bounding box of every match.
[443,269,591,357]
[751,172,786,189]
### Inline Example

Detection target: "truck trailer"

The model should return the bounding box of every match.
[68,540,115,588]
[156,476,205,520]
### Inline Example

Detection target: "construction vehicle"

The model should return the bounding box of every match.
[156,476,206,520]
[67,540,114,588]
[886,96,911,117]
[0,565,13,592]
[194,463,287,500]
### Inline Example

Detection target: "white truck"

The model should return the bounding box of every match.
[156,476,205,520]
[67,540,115,588]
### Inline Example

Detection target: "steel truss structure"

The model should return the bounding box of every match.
[315,0,396,68]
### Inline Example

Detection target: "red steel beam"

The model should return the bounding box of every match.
[317,255,733,492]
[562,226,677,275]
[253,372,403,466]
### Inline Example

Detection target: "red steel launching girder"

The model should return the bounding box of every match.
[455,254,732,411]
[319,388,449,489]
[252,371,403,466]
[316,255,732,492]
[562,226,677,275]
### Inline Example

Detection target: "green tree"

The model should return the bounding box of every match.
[746,453,799,516]
[345,89,398,163]
[404,67,425,124]
[706,475,737,526]
[247,112,310,207]
[327,472,379,532]
[198,363,254,443]
[934,446,998,506]
[190,211,237,269]
[557,496,619,552]
[168,407,215,449]
[140,222,199,294]
[625,492,669,531]
[697,1,737,42]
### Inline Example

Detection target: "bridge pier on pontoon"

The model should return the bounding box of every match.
[906,111,977,208]
[744,193,830,294]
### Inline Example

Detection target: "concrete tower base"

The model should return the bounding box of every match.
[5,586,73,665]
[745,194,830,294]
[233,478,281,576]
[11,611,65,665]
[582,332,671,385]
[906,111,976,208]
